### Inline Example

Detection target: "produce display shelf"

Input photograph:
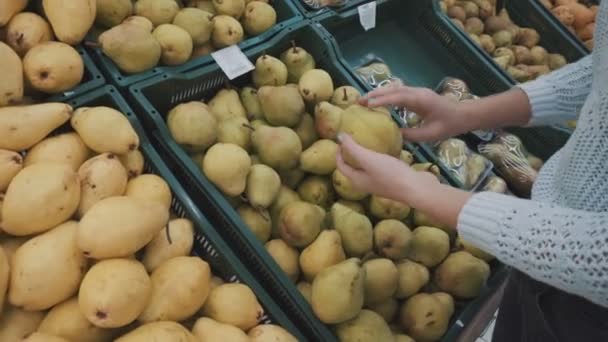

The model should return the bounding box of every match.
[65,85,306,341]
[86,0,302,88]
[289,0,375,19]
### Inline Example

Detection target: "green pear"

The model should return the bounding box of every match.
[455,236,494,261]
[339,104,402,169]
[399,293,453,341]
[314,101,343,140]
[331,203,373,257]
[278,201,325,248]
[300,139,338,175]
[152,24,193,66]
[251,126,302,170]
[369,195,410,220]
[173,8,214,46]
[294,113,318,149]
[211,15,244,48]
[299,230,346,281]
[434,251,490,299]
[373,220,412,260]
[258,85,304,127]
[252,54,288,88]
[395,260,429,299]
[311,258,365,324]
[269,186,300,238]
[217,116,251,151]
[331,86,361,109]
[335,310,394,342]
[212,0,245,18]
[237,204,271,243]
[208,88,247,121]
[299,69,334,103]
[408,226,450,268]
[368,298,399,322]
[246,164,281,208]
[98,23,161,73]
[297,176,335,209]
[202,143,251,196]
[241,1,276,35]
[278,168,305,189]
[336,200,365,215]
[332,169,368,201]
[362,258,398,305]
[240,87,264,120]
[280,44,316,83]
[265,239,299,282]
[167,101,217,152]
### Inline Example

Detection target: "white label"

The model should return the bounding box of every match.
[211,45,255,80]
[358,1,376,31]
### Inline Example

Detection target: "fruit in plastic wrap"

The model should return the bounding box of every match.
[437,138,468,169]
[374,219,413,260]
[299,230,345,281]
[280,44,316,83]
[482,175,508,193]
[331,203,373,258]
[299,69,334,104]
[434,251,490,299]
[356,63,393,86]
[465,153,489,188]
[278,201,325,248]
[394,260,429,299]
[251,126,302,170]
[300,139,338,175]
[258,84,304,127]
[399,292,454,341]
[335,310,394,342]
[408,226,450,268]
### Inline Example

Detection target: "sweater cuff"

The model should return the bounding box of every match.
[457,192,511,255]
[517,78,567,126]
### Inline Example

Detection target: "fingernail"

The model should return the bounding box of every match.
[337,132,345,143]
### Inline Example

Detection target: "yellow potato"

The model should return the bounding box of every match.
[77,153,128,217]
[0,149,23,192]
[115,321,197,342]
[119,149,145,179]
[24,132,92,171]
[125,174,172,210]
[142,218,194,272]
[0,305,45,341]
[71,106,139,154]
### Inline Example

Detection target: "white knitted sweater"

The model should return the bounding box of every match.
[458,1,608,307]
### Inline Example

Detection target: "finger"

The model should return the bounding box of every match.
[363,85,405,101]
[336,152,369,187]
[337,133,375,169]
[401,122,445,142]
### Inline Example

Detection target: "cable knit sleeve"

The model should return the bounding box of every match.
[518,55,593,126]
[458,191,608,307]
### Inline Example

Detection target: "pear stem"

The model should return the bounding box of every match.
[342,87,348,101]
[165,223,173,244]
[291,40,297,53]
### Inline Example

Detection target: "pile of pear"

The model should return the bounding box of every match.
[0,102,297,341]
[0,0,96,106]
[94,0,278,74]
[165,44,494,341]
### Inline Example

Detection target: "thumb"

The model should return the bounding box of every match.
[337,133,373,169]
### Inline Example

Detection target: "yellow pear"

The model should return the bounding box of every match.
[0,236,28,266]
[456,235,495,261]
[331,86,361,109]
[134,0,180,26]
[77,153,128,218]
[434,251,491,299]
[0,0,28,26]
[0,42,23,106]
[331,203,373,257]
[374,219,412,260]
[248,324,298,342]
[265,239,300,282]
[116,321,196,341]
[43,0,96,45]
[9,221,87,311]
[153,24,193,66]
[202,143,251,196]
[400,150,414,164]
[246,164,281,208]
[240,86,264,120]
[281,44,316,83]
[298,69,334,103]
[208,88,247,121]
[299,230,346,281]
[408,226,450,268]
[167,101,218,152]
[252,54,288,87]
[189,0,217,14]
[368,297,398,322]
[242,1,276,35]
[125,174,172,210]
[395,260,429,299]
[300,139,338,175]
[217,116,251,151]
[96,0,133,27]
[173,8,214,46]
[0,149,23,192]
[122,15,154,31]
[251,126,302,171]
[119,150,145,179]
[335,310,394,342]
[0,305,45,341]
[23,41,84,94]
[0,246,8,315]
[22,332,69,342]
[362,258,398,305]
[143,218,194,272]
[399,293,453,341]
[369,195,411,220]
[192,317,249,342]
[297,176,335,209]
[278,201,325,248]
[24,132,91,171]
[314,101,343,139]
[202,283,263,330]
[258,84,304,127]
[332,169,368,201]
[0,102,72,151]
[237,205,271,243]
[336,199,365,214]
[211,15,244,48]
[213,0,245,18]
[297,282,312,304]
[278,167,305,189]
[2,164,80,236]
[71,106,140,154]
[79,259,151,328]
[269,186,300,238]
[294,113,318,149]
[98,23,161,73]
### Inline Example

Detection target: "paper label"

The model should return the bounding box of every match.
[211,45,254,80]
[358,1,376,31]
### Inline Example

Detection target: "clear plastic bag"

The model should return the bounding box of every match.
[434,138,493,190]
[301,0,348,10]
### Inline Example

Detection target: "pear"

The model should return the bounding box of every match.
[252,54,288,87]
[115,321,195,341]
[331,86,361,109]
[246,164,281,208]
[433,292,455,317]
[413,209,449,231]
[96,0,132,27]
[173,8,214,46]
[335,310,394,342]
[125,174,172,210]
[143,218,195,272]
[21,332,69,342]
[250,119,268,129]
[394,334,416,342]
[237,205,271,243]
[0,0,28,26]
[122,15,154,31]
[278,201,325,248]
[265,239,300,282]
[248,324,298,342]
[297,282,312,304]
[23,42,84,94]
[299,230,346,281]
[192,317,249,342]
[189,0,217,15]
[400,150,414,165]
[0,246,8,315]
[119,150,145,179]
[258,85,304,127]
[331,203,373,257]
[6,12,54,57]
[134,0,180,26]
[332,169,368,200]
[251,126,302,170]
[201,283,263,331]
[71,106,140,154]
[191,42,215,59]
[24,132,91,171]
[297,176,335,209]
[213,0,246,18]
[0,305,45,341]
[77,153,128,217]
[339,104,402,167]
[167,101,218,152]
[395,260,430,299]
[399,293,453,341]
[314,101,343,139]
[369,195,411,220]
[240,87,264,120]
[43,0,95,45]
[0,42,23,106]
[362,258,398,306]
[217,116,251,150]
[278,167,305,189]
[203,143,251,196]
[311,258,365,324]
[368,297,399,322]
[294,113,318,149]
[98,23,161,73]
[408,226,450,267]
[0,149,22,192]
[455,236,494,261]
[208,88,247,121]
[300,139,338,175]
[281,44,316,83]
[242,1,276,35]
[434,251,490,299]
[153,24,193,66]
[269,186,300,238]
[212,15,244,48]
[337,199,365,214]
[299,69,334,103]
[374,220,412,260]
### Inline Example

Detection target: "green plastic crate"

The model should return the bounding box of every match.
[63,85,306,341]
[87,1,302,88]
[290,0,374,18]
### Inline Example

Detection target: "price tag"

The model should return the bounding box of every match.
[211,45,254,80]
[358,1,376,31]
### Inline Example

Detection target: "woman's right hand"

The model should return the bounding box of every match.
[360,84,475,142]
